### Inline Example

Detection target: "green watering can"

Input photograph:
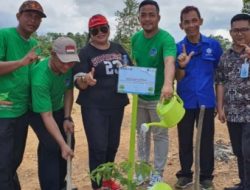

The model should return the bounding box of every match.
[141,94,185,132]
[149,182,173,190]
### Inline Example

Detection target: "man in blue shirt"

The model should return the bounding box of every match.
[175,6,222,190]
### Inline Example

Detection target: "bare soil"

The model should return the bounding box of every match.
[17,97,239,190]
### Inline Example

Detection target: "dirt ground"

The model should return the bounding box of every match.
[17,96,240,190]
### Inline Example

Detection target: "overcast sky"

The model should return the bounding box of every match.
[0,0,242,42]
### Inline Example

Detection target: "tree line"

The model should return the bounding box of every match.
[33,0,245,57]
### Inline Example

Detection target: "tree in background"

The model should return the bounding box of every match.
[33,32,88,57]
[242,0,250,14]
[209,0,246,51]
[209,35,232,51]
[114,0,141,54]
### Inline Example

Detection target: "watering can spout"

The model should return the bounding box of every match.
[145,122,168,128]
[141,122,168,133]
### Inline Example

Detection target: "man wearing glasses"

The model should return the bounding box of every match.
[216,13,250,190]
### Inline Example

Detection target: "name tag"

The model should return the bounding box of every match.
[240,59,249,78]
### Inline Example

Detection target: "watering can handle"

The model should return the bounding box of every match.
[175,93,184,106]
[159,92,183,106]
[159,93,173,104]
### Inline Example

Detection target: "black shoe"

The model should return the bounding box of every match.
[200,180,214,190]
[61,187,78,190]
[224,183,244,190]
[175,177,193,189]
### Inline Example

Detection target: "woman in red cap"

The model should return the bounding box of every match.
[73,14,132,190]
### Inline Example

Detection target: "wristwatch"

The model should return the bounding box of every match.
[178,65,186,70]
[64,116,73,122]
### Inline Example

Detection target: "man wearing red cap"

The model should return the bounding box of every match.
[0,1,46,189]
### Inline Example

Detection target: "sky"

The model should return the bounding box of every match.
[0,0,243,42]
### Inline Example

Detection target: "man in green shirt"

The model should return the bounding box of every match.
[30,36,79,190]
[0,1,46,189]
[131,0,176,189]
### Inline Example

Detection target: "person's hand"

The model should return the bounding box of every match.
[217,109,226,123]
[0,100,13,106]
[177,44,195,68]
[240,44,250,59]
[84,67,97,86]
[61,143,74,160]
[63,119,74,134]
[160,83,173,101]
[20,46,40,66]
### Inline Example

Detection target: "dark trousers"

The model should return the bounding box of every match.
[176,108,215,181]
[227,122,250,190]
[0,113,29,190]
[30,109,74,190]
[81,107,124,189]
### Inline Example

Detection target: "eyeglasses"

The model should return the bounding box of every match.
[230,27,250,34]
[90,25,109,36]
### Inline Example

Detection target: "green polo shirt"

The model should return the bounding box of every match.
[31,58,73,113]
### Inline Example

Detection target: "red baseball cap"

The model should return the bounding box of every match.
[88,14,108,29]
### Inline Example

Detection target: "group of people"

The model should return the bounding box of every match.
[0,0,249,190]
[0,1,78,190]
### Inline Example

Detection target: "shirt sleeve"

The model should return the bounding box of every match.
[162,33,177,58]
[0,30,6,61]
[214,40,223,68]
[215,54,226,85]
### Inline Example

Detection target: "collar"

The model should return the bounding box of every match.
[183,34,210,46]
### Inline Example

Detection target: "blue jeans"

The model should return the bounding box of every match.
[0,113,29,190]
[227,122,250,190]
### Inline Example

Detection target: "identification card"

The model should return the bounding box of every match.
[240,59,249,78]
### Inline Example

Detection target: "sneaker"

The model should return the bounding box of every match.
[175,177,193,189]
[200,180,214,190]
[102,179,121,190]
[134,174,147,186]
[147,174,162,189]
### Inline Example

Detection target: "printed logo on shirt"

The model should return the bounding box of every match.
[149,48,157,57]
[65,78,71,87]
[0,92,13,110]
[91,53,122,75]
[91,53,121,67]
[204,48,213,57]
